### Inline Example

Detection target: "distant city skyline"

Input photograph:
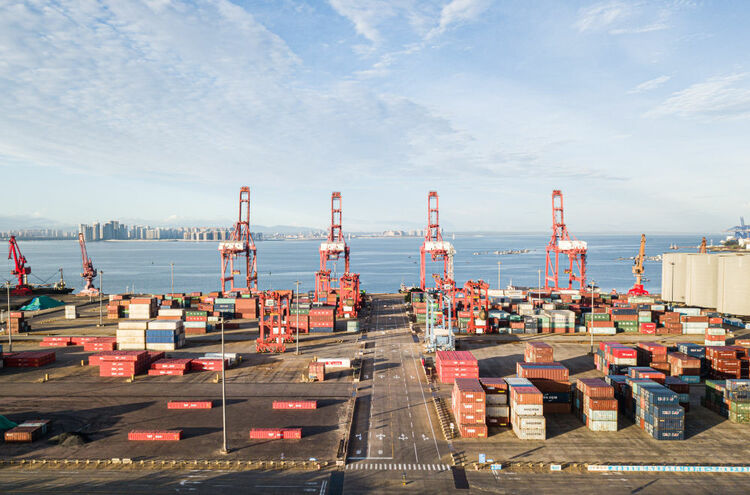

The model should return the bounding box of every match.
[1,2,749,231]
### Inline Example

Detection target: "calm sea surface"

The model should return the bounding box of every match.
[4,234,713,295]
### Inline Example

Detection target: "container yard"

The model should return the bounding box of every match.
[2,189,750,495]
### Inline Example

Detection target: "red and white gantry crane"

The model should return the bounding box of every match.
[77,233,99,296]
[544,190,587,291]
[419,191,455,291]
[219,186,258,294]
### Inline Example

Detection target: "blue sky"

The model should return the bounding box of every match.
[0,0,748,232]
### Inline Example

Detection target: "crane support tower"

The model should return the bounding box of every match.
[77,233,99,296]
[544,190,587,291]
[419,191,455,291]
[628,234,649,296]
[314,192,361,315]
[7,236,32,296]
[256,290,293,353]
[699,237,707,253]
[219,187,258,294]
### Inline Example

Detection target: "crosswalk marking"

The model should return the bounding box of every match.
[345,463,449,471]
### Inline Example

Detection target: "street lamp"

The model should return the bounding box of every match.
[5,281,12,352]
[220,319,228,454]
[295,280,300,355]
[588,279,596,355]
[497,261,502,290]
[170,262,175,294]
[97,270,104,327]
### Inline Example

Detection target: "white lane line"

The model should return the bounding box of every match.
[410,345,441,459]
[319,480,327,495]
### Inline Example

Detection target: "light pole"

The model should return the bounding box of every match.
[220,319,228,454]
[497,262,502,290]
[97,270,104,327]
[5,282,12,352]
[295,280,300,355]
[170,262,174,294]
[588,279,596,355]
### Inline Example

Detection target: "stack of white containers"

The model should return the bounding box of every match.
[157,308,184,320]
[64,305,77,320]
[517,303,534,316]
[705,327,727,347]
[129,303,154,320]
[117,320,149,350]
[506,377,546,440]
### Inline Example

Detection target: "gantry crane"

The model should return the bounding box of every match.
[463,280,490,334]
[544,190,587,291]
[419,191,455,291]
[628,234,649,296]
[7,235,31,296]
[315,192,360,315]
[699,237,707,253]
[256,290,293,353]
[219,187,258,293]
[77,233,99,296]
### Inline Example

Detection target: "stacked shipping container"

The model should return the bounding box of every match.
[451,378,487,438]
[573,378,618,431]
[436,351,479,384]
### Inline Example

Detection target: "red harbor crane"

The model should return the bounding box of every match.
[77,233,99,296]
[219,187,258,294]
[627,234,649,296]
[544,190,587,291]
[463,280,490,334]
[419,191,455,291]
[256,290,292,353]
[7,235,31,296]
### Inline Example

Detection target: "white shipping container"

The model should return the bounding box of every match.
[118,343,146,350]
[588,420,618,432]
[683,327,705,335]
[590,327,617,335]
[585,409,617,421]
[513,415,545,429]
[612,358,637,366]
[704,340,725,347]
[706,327,727,336]
[119,321,150,330]
[512,404,543,416]
[116,329,146,338]
[158,309,184,317]
[318,358,351,368]
[513,428,546,440]
[148,320,183,330]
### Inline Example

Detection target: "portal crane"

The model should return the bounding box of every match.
[7,236,31,296]
[699,237,707,253]
[77,233,99,296]
[419,191,455,291]
[219,187,258,293]
[315,192,358,313]
[256,290,292,353]
[544,190,587,291]
[627,234,649,296]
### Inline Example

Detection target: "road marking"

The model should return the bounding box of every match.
[399,434,408,441]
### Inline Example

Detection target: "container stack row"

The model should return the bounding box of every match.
[436,351,479,384]
[507,378,545,440]
[573,378,618,431]
[451,378,487,438]
[703,379,750,423]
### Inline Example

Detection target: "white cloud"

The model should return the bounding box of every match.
[574,1,672,35]
[628,75,671,94]
[646,74,750,120]
[574,1,633,32]
[427,0,493,39]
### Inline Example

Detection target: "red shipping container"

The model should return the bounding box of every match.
[458,423,488,438]
[151,359,193,370]
[281,428,302,439]
[148,369,185,376]
[516,362,569,381]
[510,386,543,405]
[272,400,317,410]
[249,428,283,440]
[168,401,213,409]
[128,430,182,441]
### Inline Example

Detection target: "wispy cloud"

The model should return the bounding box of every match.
[427,0,493,40]
[646,74,750,120]
[628,75,671,94]
[574,1,671,35]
